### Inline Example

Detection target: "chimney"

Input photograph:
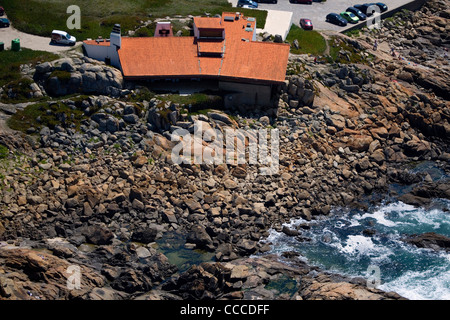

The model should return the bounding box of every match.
[110,24,121,48]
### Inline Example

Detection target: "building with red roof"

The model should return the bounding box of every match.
[83,12,290,107]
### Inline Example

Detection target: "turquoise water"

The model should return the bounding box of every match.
[155,231,215,273]
[265,199,450,300]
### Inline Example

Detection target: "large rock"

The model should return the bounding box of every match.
[82,224,114,245]
[404,138,431,156]
[162,262,232,299]
[347,135,373,152]
[131,227,158,244]
[299,274,405,300]
[38,58,123,97]
[186,225,214,251]
[404,232,450,252]
[0,248,105,300]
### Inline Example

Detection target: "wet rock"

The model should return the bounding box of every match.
[404,232,450,252]
[131,227,158,244]
[299,274,405,300]
[282,226,300,237]
[162,262,232,299]
[0,248,105,300]
[110,269,152,294]
[82,224,114,245]
[186,225,214,251]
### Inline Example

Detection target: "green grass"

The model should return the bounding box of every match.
[327,35,374,64]
[1,0,267,41]
[0,48,59,87]
[159,93,223,113]
[344,28,361,38]
[0,145,8,159]
[0,48,59,102]
[7,100,87,133]
[286,24,327,56]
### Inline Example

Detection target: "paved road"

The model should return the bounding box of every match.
[230,0,418,32]
[0,14,81,53]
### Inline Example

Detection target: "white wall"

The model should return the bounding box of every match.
[83,43,121,69]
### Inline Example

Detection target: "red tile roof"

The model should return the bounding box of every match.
[193,17,223,29]
[119,37,199,78]
[117,12,290,83]
[197,41,224,54]
[84,39,111,46]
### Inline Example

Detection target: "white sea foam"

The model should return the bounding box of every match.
[355,201,416,227]
[263,200,450,300]
[338,235,393,260]
[397,207,448,230]
[379,265,450,300]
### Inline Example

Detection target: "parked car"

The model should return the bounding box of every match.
[340,12,360,24]
[354,4,376,16]
[0,18,10,28]
[50,30,77,46]
[0,7,5,16]
[237,0,258,8]
[255,0,278,3]
[290,0,313,4]
[346,7,367,20]
[375,2,388,12]
[326,13,348,27]
[300,18,313,30]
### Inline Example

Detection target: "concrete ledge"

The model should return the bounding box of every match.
[256,10,293,40]
[340,0,428,34]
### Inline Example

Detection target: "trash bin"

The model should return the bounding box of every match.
[11,38,20,52]
[0,42,4,51]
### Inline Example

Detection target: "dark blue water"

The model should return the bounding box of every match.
[265,199,450,299]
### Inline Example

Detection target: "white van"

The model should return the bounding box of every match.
[51,30,76,46]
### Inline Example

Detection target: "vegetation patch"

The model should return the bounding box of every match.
[7,100,87,133]
[1,77,37,102]
[326,36,374,64]
[1,0,267,40]
[0,48,58,87]
[160,93,224,114]
[48,70,72,83]
[0,48,58,103]
[286,24,327,56]
[0,145,9,159]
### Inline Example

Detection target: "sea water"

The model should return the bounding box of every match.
[265,199,450,300]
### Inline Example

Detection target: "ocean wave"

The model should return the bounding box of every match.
[379,265,450,300]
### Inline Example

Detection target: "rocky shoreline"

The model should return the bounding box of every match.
[0,0,449,300]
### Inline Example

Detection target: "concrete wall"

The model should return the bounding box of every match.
[219,81,273,107]
[83,43,121,69]
[342,0,428,34]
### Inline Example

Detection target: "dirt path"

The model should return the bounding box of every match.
[0,14,82,53]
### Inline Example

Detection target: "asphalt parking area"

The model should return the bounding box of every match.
[229,0,419,33]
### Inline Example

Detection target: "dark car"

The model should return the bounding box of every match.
[300,18,313,30]
[346,7,367,20]
[255,0,278,3]
[354,4,376,16]
[0,7,4,16]
[237,0,258,8]
[375,2,388,12]
[0,18,10,28]
[290,0,313,4]
[326,13,347,27]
